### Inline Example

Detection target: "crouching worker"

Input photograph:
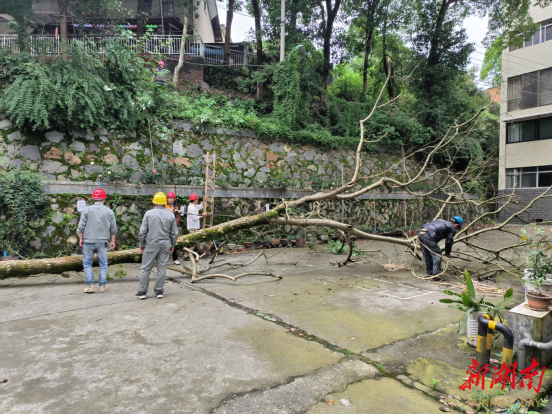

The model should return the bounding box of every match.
[77,188,117,294]
[417,216,463,276]
[135,192,178,300]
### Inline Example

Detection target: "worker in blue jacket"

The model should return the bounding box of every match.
[417,216,463,276]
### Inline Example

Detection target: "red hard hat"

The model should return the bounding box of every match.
[92,188,107,200]
[167,191,176,198]
[189,193,199,201]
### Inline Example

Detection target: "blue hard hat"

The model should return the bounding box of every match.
[451,216,463,228]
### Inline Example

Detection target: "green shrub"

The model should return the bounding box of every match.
[0,169,49,255]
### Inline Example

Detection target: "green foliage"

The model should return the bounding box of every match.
[328,64,364,102]
[0,169,49,254]
[480,36,503,87]
[95,164,134,183]
[429,378,440,390]
[273,51,304,130]
[325,238,350,255]
[519,225,552,291]
[114,264,127,279]
[472,389,492,413]
[1,39,149,132]
[440,270,514,333]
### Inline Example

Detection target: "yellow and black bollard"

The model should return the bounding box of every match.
[477,315,514,367]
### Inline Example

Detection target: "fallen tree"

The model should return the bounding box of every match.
[1,62,547,281]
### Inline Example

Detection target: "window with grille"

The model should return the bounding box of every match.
[507,115,552,143]
[510,20,552,51]
[508,68,552,111]
[506,165,552,188]
[162,1,174,16]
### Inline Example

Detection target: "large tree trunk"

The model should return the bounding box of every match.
[362,27,374,95]
[424,0,458,94]
[173,1,190,87]
[0,207,285,280]
[0,249,143,279]
[321,0,341,105]
[223,0,235,66]
[58,0,68,60]
[137,0,145,57]
[251,0,263,100]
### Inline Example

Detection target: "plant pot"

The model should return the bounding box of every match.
[271,238,281,248]
[236,245,245,251]
[280,239,288,247]
[204,243,212,254]
[523,279,537,301]
[227,243,237,250]
[467,311,486,347]
[263,241,271,249]
[539,282,552,297]
[297,237,304,248]
[244,242,253,249]
[330,234,339,241]
[254,241,262,249]
[291,239,297,246]
[320,235,329,243]
[526,291,552,310]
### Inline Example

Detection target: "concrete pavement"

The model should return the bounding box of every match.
[0,240,550,413]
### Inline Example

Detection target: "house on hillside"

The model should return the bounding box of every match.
[498,3,552,222]
[0,1,251,67]
[0,0,223,42]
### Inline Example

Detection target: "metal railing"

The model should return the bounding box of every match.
[0,34,251,67]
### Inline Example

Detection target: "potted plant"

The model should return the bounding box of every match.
[440,270,513,347]
[520,226,552,305]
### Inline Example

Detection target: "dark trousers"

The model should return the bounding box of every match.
[172,249,178,261]
[419,235,442,276]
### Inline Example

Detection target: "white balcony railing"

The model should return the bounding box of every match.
[0,35,251,67]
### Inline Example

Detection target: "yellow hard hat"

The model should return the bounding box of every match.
[152,192,167,205]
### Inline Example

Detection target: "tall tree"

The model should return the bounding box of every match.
[57,0,69,60]
[320,0,342,103]
[137,0,145,57]
[223,0,235,66]
[173,0,192,87]
[251,0,264,100]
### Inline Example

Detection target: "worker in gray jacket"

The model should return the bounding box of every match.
[135,192,178,300]
[417,216,463,276]
[77,188,117,294]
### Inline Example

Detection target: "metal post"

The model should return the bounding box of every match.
[280,0,285,61]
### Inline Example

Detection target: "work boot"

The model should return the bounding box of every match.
[84,284,95,294]
[99,285,107,293]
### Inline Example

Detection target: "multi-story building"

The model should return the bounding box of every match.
[499,4,552,223]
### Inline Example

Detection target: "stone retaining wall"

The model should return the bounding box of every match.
[0,118,484,257]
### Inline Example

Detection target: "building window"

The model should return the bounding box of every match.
[144,0,153,15]
[506,165,552,188]
[508,68,552,111]
[510,19,552,51]
[507,115,552,143]
[162,1,174,16]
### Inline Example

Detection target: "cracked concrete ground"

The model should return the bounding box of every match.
[1,228,552,413]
